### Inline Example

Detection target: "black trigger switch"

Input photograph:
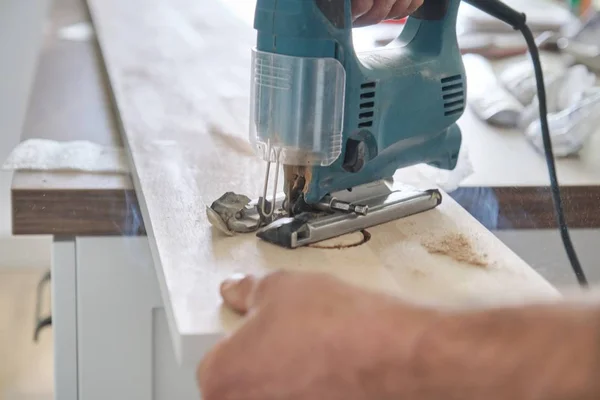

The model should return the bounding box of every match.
[343,139,366,173]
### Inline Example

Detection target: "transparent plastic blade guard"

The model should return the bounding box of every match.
[249,48,346,166]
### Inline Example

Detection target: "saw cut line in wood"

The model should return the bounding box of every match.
[307,230,372,250]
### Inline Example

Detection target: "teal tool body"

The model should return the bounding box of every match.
[243,0,467,247]
[251,0,464,204]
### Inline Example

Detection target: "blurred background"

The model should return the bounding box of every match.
[0,0,598,398]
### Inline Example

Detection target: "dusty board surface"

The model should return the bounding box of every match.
[87,0,559,363]
[11,0,143,236]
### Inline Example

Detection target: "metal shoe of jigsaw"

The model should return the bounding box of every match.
[210,0,512,248]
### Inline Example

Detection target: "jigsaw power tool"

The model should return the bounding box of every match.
[248,0,466,248]
[208,0,521,247]
[208,0,591,285]
[207,0,469,249]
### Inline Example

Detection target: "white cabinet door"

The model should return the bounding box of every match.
[52,239,78,400]
[75,237,199,399]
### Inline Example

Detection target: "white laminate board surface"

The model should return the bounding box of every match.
[87,0,560,364]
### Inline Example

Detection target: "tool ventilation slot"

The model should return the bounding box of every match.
[441,75,464,116]
[358,81,377,128]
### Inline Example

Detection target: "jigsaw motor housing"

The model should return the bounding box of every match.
[251,0,466,204]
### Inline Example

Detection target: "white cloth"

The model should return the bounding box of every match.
[2,139,130,173]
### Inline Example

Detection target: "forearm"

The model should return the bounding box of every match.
[407,303,600,400]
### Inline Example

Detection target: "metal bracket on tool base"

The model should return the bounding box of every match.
[256,180,442,249]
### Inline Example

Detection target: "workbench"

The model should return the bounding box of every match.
[10,0,598,399]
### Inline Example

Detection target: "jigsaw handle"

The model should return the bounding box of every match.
[339,0,458,52]
[253,0,458,56]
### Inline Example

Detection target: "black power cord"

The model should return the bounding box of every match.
[519,26,588,287]
[464,0,589,287]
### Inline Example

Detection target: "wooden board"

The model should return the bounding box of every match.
[11,0,144,236]
[87,0,560,364]
[450,185,600,230]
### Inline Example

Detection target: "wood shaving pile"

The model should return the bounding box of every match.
[422,233,488,267]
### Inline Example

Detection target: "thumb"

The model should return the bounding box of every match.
[220,274,258,315]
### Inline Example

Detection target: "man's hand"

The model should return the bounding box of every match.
[197,271,600,400]
[352,0,424,27]
[197,271,439,400]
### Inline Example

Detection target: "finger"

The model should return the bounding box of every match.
[351,0,374,20]
[353,0,397,27]
[385,0,414,20]
[220,271,292,315]
[220,274,258,315]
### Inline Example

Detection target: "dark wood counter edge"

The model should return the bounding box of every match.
[450,186,600,230]
[10,0,146,237]
[12,188,146,236]
[11,185,599,237]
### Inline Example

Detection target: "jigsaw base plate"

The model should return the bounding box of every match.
[256,180,442,249]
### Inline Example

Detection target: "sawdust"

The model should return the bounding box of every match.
[302,168,313,194]
[208,125,255,157]
[422,233,488,267]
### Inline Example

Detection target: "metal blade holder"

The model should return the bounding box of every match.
[248,48,347,218]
